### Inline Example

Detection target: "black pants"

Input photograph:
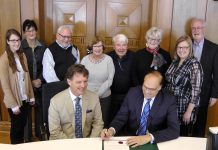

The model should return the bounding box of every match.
[110,94,128,136]
[180,123,194,136]
[34,97,43,140]
[110,94,126,121]
[100,96,111,128]
[192,106,208,137]
[33,88,43,140]
[8,101,28,144]
[24,88,44,141]
[24,104,33,142]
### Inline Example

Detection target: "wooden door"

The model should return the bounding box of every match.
[96,0,151,52]
[43,0,96,57]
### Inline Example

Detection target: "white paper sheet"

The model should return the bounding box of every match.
[104,137,129,150]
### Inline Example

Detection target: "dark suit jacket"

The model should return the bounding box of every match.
[198,39,218,106]
[110,86,179,143]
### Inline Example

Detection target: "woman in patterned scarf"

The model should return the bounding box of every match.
[132,27,171,86]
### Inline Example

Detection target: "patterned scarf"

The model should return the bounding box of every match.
[146,43,167,70]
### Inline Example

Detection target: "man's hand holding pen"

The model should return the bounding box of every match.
[101,128,114,140]
[101,128,152,148]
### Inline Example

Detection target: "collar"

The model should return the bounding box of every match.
[68,88,82,102]
[114,50,129,61]
[143,97,155,106]
[145,44,159,54]
[22,39,42,49]
[193,38,204,47]
[56,40,72,49]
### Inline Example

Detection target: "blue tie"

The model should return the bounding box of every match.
[75,97,83,138]
[137,99,151,135]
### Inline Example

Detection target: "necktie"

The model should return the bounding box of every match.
[137,99,151,135]
[75,97,83,138]
[193,42,201,61]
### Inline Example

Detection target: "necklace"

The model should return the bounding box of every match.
[89,54,105,64]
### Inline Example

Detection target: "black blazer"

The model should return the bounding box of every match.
[110,86,179,143]
[198,39,218,106]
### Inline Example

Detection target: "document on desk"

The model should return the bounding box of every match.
[104,137,129,150]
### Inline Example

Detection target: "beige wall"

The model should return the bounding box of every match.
[206,0,218,43]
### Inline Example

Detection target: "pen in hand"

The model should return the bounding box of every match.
[101,128,113,140]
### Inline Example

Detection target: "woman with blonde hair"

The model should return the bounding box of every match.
[164,35,203,136]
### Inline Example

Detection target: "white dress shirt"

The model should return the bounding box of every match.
[68,88,82,112]
[193,39,204,62]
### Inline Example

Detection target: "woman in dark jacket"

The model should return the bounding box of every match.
[21,19,46,141]
[132,27,171,86]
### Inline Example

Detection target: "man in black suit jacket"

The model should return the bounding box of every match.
[101,71,179,147]
[191,18,218,137]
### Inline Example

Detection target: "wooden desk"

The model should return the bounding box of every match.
[0,137,206,150]
[157,137,207,150]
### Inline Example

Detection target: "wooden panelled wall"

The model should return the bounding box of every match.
[0,0,218,132]
[0,0,21,121]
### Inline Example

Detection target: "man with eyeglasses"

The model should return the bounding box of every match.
[42,25,80,83]
[191,18,218,137]
[101,71,179,148]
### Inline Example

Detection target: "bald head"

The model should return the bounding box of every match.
[144,71,163,85]
[142,71,163,99]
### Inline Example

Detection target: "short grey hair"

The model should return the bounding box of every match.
[112,34,128,44]
[56,25,72,34]
[145,27,163,42]
[191,18,206,28]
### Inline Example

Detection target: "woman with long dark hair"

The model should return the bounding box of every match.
[0,29,35,144]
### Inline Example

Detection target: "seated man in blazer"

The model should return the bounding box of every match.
[101,71,179,147]
[49,64,103,140]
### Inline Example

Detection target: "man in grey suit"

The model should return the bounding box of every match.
[49,64,103,140]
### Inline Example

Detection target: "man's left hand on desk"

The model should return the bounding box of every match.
[127,135,151,148]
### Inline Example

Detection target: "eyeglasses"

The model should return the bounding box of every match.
[191,27,204,31]
[25,29,36,33]
[177,46,189,50]
[58,33,71,39]
[93,45,103,48]
[143,86,159,92]
[147,37,160,43]
[8,39,21,43]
